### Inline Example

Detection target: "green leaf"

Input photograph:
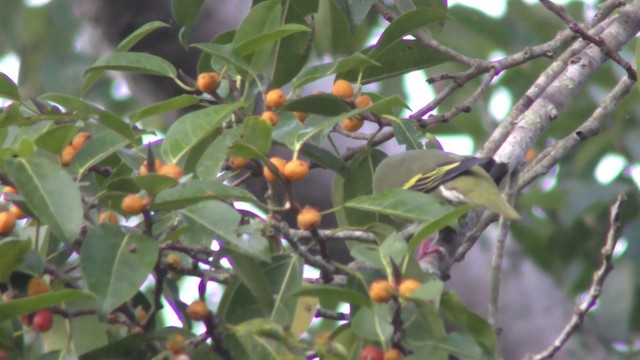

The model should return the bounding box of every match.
[81,224,158,313]
[228,116,272,159]
[292,53,380,90]
[0,240,31,282]
[440,290,497,355]
[129,95,200,122]
[391,120,424,150]
[116,21,171,51]
[407,206,471,254]
[193,43,254,76]
[82,21,171,94]
[34,124,80,154]
[346,188,456,222]
[4,157,83,243]
[380,232,408,265]
[84,52,177,78]
[338,40,449,84]
[290,285,371,307]
[370,8,448,58]
[196,128,242,179]
[0,290,94,323]
[171,0,206,44]
[180,200,268,260]
[281,94,351,117]
[78,334,158,360]
[70,128,129,178]
[0,72,19,101]
[38,93,134,141]
[235,24,310,56]
[300,142,346,175]
[153,179,257,210]
[161,102,242,163]
[133,174,178,197]
[222,254,276,317]
[351,304,393,341]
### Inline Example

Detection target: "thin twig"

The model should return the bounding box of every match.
[315,308,350,321]
[488,216,510,357]
[529,194,625,360]
[539,0,636,79]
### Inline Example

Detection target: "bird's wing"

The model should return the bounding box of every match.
[402,157,487,193]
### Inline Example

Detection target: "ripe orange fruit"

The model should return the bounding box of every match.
[332,79,354,100]
[2,186,17,201]
[158,163,183,180]
[60,145,76,166]
[121,194,148,215]
[398,278,421,297]
[186,300,210,321]
[165,334,186,354]
[98,211,119,224]
[525,149,538,162]
[70,131,91,151]
[33,309,53,332]
[283,159,309,182]
[261,111,279,126]
[355,95,372,108]
[294,112,308,123]
[0,211,17,235]
[27,277,49,296]
[263,157,287,183]
[166,253,182,268]
[297,206,321,230]
[383,348,403,360]
[341,117,364,132]
[265,88,286,108]
[360,345,384,360]
[135,308,147,323]
[368,279,394,303]
[229,156,249,170]
[196,72,221,93]
[10,206,27,220]
[139,159,164,175]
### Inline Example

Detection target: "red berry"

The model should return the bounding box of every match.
[33,309,53,332]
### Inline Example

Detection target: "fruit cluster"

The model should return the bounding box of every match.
[0,186,28,236]
[368,278,422,303]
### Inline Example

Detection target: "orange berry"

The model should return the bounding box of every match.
[265,88,286,108]
[158,163,183,180]
[165,334,186,354]
[166,253,182,268]
[383,348,403,360]
[283,159,309,182]
[0,211,16,235]
[263,157,287,183]
[355,95,372,108]
[368,279,394,303]
[261,111,279,126]
[297,206,321,231]
[139,159,164,175]
[186,300,209,321]
[60,145,76,166]
[332,79,354,100]
[229,156,249,170]
[10,206,26,220]
[360,345,383,360]
[135,308,147,323]
[33,309,53,332]
[121,194,148,215]
[196,72,221,93]
[98,211,119,224]
[341,117,364,132]
[27,277,49,296]
[398,278,421,298]
[294,112,308,123]
[525,149,538,162]
[70,131,91,151]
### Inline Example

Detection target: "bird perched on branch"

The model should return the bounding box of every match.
[372,149,520,220]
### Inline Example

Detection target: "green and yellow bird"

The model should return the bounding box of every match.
[372,149,520,220]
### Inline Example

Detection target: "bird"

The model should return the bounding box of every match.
[372,149,520,220]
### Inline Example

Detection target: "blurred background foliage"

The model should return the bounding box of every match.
[1,0,639,358]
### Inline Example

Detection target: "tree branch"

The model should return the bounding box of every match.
[528,194,625,360]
